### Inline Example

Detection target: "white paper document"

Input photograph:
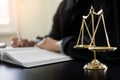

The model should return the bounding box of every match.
[0,47,72,68]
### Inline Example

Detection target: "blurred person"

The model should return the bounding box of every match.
[12,0,120,63]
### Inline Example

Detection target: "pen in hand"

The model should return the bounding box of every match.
[16,25,23,47]
[12,27,36,47]
[11,26,22,47]
[17,25,21,42]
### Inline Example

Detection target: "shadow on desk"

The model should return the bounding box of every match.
[0,60,120,80]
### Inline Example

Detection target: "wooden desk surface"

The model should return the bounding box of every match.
[0,60,120,80]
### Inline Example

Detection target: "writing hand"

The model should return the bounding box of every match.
[11,37,36,47]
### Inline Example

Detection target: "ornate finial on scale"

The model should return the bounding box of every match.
[74,6,117,70]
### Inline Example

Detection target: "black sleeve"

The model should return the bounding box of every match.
[48,1,65,40]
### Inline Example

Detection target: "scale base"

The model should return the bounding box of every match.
[83,59,107,70]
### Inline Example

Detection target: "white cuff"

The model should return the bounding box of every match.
[58,39,65,54]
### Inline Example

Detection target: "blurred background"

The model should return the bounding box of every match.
[0,0,62,46]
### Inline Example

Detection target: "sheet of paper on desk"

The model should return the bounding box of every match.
[0,47,72,68]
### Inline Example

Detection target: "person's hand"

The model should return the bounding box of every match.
[11,37,36,47]
[35,37,60,52]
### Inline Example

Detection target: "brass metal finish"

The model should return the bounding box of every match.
[88,47,117,52]
[83,59,107,70]
[74,6,117,70]
[74,45,90,49]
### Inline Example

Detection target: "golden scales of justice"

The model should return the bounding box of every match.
[74,6,117,70]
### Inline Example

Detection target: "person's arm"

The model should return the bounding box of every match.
[35,37,61,53]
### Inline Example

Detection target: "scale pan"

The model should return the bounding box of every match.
[74,45,90,49]
[88,46,117,52]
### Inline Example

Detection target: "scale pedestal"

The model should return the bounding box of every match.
[83,59,107,70]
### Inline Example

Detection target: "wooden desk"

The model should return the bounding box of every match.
[0,60,120,80]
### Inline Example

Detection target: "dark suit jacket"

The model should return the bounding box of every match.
[48,0,120,63]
